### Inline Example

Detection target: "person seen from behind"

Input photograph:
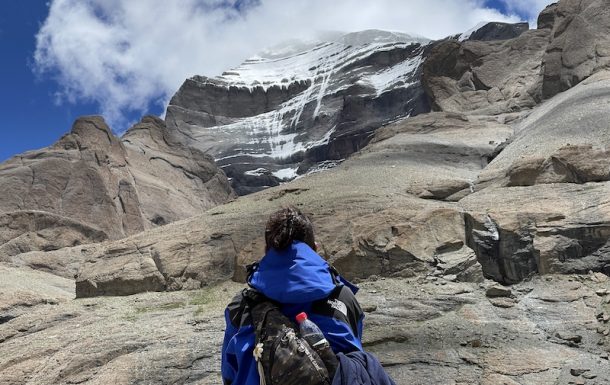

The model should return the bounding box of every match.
[221,206,365,385]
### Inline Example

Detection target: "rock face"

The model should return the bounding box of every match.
[466,22,530,42]
[464,182,610,284]
[70,110,512,297]
[0,211,107,258]
[120,116,235,226]
[423,0,610,115]
[539,0,610,99]
[456,73,610,284]
[422,28,550,114]
[0,116,234,257]
[166,30,432,195]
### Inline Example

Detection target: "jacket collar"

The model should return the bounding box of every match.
[248,241,336,303]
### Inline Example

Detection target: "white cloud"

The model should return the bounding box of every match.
[35,0,522,131]
[501,0,555,26]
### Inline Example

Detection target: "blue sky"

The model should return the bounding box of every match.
[0,0,549,162]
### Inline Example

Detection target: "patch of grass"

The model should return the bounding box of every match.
[137,301,185,313]
[194,306,205,317]
[189,291,212,306]
[122,314,137,322]
[189,289,213,317]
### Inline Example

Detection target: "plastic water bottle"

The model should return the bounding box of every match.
[296,311,328,348]
[295,312,338,378]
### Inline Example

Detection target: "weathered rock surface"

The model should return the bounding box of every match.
[0,116,234,256]
[424,1,610,116]
[0,117,135,240]
[478,71,610,188]
[120,116,235,226]
[34,74,610,295]
[463,182,610,284]
[70,109,513,297]
[0,210,106,258]
[422,28,550,114]
[1,274,608,384]
[0,264,73,327]
[540,0,610,99]
[466,22,530,42]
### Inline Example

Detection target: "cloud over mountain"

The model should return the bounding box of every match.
[34,0,541,130]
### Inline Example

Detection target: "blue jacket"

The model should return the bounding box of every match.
[332,351,397,385]
[221,241,364,385]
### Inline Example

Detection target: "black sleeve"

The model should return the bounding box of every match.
[311,285,364,337]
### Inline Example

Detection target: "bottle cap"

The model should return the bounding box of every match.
[295,312,308,323]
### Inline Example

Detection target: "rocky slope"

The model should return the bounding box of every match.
[1,270,609,385]
[2,1,610,384]
[0,116,234,263]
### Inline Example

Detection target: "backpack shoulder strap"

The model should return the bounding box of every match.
[246,262,260,282]
[328,265,341,286]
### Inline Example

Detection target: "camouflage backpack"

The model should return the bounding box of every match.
[244,289,332,385]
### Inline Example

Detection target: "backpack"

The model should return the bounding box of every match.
[243,288,333,385]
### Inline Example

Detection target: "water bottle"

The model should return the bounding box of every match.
[295,312,338,378]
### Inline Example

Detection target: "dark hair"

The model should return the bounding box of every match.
[265,207,316,251]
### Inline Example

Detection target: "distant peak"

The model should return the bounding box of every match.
[257,29,430,60]
[337,29,430,47]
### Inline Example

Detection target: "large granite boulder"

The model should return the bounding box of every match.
[463,182,610,284]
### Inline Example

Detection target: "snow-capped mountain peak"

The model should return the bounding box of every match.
[167,29,430,194]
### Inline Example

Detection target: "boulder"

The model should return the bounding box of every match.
[462,182,610,284]
[506,144,610,186]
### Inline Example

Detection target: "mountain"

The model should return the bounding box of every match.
[2,0,610,384]
[0,116,234,260]
[166,30,431,194]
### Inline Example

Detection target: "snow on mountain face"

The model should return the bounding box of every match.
[165,30,431,195]
[458,21,529,42]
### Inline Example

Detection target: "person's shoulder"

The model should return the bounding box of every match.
[226,288,251,328]
[311,285,362,323]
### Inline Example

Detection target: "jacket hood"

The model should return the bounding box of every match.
[248,241,336,303]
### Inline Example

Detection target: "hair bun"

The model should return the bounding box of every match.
[265,207,316,252]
